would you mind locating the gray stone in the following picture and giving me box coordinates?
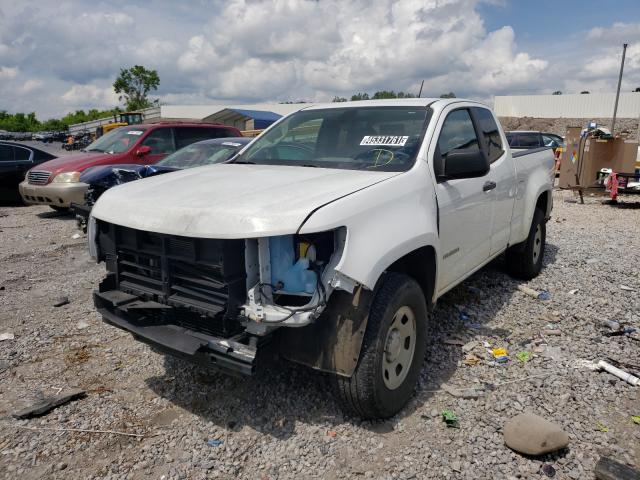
[503,413,569,456]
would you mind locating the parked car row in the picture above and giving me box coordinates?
[17,121,242,211]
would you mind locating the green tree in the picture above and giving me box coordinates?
[581,91,590,94]
[350,92,370,101]
[113,65,160,111]
[552,91,562,95]
[332,96,348,102]
[439,92,456,98]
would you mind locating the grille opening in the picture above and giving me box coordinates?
[101,223,247,337]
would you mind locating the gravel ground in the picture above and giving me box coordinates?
[0,190,638,480]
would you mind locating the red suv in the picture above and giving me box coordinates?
[19,122,242,210]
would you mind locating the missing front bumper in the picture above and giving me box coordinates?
[94,289,262,376]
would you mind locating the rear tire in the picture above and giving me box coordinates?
[506,208,545,280]
[333,272,428,419]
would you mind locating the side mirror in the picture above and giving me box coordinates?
[438,149,489,180]
[136,145,152,157]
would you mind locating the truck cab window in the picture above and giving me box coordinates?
[472,108,503,163]
[437,109,480,157]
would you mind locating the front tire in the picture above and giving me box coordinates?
[333,273,428,419]
[506,208,546,280]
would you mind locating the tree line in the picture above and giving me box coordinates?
[0,108,126,133]
[1,65,160,133]
[332,91,457,102]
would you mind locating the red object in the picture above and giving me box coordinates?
[606,172,619,200]
[32,122,242,184]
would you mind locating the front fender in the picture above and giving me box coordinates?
[298,168,439,295]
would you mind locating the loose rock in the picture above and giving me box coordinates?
[503,412,569,455]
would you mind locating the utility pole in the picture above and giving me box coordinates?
[611,43,627,136]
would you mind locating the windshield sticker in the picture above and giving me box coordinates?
[127,130,144,136]
[360,135,409,147]
[222,142,242,147]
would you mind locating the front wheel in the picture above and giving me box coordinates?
[505,208,546,280]
[333,272,428,419]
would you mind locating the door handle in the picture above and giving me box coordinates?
[483,181,497,192]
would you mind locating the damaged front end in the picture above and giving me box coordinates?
[90,219,361,376]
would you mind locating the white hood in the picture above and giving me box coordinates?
[91,164,399,238]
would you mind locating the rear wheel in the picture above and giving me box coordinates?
[333,272,428,419]
[506,208,545,279]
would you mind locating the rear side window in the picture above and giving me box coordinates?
[13,146,32,161]
[508,133,543,148]
[175,127,238,149]
[437,109,480,157]
[0,145,14,162]
[33,149,54,162]
[472,108,503,163]
[141,128,175,154]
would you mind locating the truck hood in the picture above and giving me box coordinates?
[91,164,400,238]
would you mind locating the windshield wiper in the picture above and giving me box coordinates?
[86,148,104,153]
[232,160,256,164]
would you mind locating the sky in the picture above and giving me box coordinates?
[0,0,639,119]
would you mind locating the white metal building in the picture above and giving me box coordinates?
[494,92,640,118]
[69,103,307,134]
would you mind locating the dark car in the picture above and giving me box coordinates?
[73,137,251,229]
[505,131,546,149]
[0,142,56,203]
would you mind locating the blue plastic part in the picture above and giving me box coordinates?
[269,236,317,294]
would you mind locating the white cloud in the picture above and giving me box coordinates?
[0,65,18,78]
[61,84,119,107]
[10,0,637,118]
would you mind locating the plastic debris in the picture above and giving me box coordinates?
[595,456,640,480]
[604,327,637,337]
[459,312,470,322]
[619,285,635,291]
[597,360,640,386]
[442,410,459,428]
[596,422,609,433]
[441,384,485,399]
[516,351,532,363]
[492,348,509,363]
[462,340,479,353]
[602,320,621,331]
[518,285,551,300]
[568,289,579,295]
[207,439,224,447]
[631,416,640,425]
[12,389,86,419]
[53,296,70,307]
[543,329,562,336]
[76,320,89,330]
[540,464,556,477]
[0,332,15,341]
[71,233,82,239]
[327,430,337,438]
[463,353,482,366]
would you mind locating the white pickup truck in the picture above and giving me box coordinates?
[89,98,555,419]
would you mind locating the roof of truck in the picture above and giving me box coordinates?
[301,98,487,111]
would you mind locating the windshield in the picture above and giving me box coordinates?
[86,127,148,154]
[157,142,243,168]
[237,106,431,171]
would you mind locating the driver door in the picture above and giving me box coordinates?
[433,107,494,291]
